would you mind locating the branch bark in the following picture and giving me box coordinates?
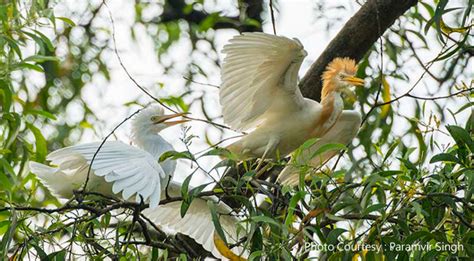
[299,0,418,102]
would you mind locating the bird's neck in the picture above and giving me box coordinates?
[281,60,303,88]
[131,132,169,158]
[312,91,343,136]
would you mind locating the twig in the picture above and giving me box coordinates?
[183,76,220,89]
[269,0,277,35]
[102,1,242,133]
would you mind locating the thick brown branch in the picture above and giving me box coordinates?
[300,0,418,101]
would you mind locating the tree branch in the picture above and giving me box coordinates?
[159,0,263,32]
[300,0,418,101]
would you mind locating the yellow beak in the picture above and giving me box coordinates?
[343,76,365,86]
[151,112,190,126]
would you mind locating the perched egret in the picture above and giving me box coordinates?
[29,105,244,259]
[219,33,364,166]
[29,106,187,207]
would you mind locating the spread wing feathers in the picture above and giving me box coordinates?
[278,111,362,186]
[220,32,307,131]
[46,141,167,207]
[143,198,246,260]
[29,161,83,199]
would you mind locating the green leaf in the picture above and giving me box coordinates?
[362,203,386,216]
[208,200,227,245]
[0,159,14,191]
[300,138,319,150]
[56,17,76,26]
[382,139,400,164]
[16,62,44,72]
[48,250,66,260]
[248,251,263,261]
[0,210,16,260]
[31,29,55,52]
[30,241,49,260]
[447,125,474,151]
[160,96,189,112]
[285,191,306,226]
[0,83,12,113]
[250,216,281,227]
[26,109,57,120]
[326,228,346,246]
[202,147,232,158]
[159,150,194,162]
[189,183,208,198]
[404,230,433,244]
[310,143,346,160]
[180,174,193,216]
[2,36,22,59]
[24,55,59,63]
[398,158,418,172]
[79,121,93,129]
[455,101,474,115]
[26,123,48,162]
[377,170,403,177]
[430,153,460,164]
[199,12,220,32]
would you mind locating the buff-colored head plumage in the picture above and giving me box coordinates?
[321,57,360,99]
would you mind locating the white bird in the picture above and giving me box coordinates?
[219,32,364,173]
[29,106,187,207]
[29,105,245,259]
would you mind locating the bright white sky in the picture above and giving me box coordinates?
[48,0,472,184]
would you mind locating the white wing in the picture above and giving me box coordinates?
[45,141,167,207]
[143,181,246,259]
[220,32,308,131]
[278,110,362,186]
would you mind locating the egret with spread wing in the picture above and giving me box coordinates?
[220,33,364,166]
[29,106,245,259]
[29,106,188,208]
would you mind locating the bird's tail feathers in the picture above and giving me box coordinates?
[29,161,76,198]
[143,199,247,260]
[277,166,300,186]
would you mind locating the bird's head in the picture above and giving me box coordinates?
[132,105,189,135]
[321,57,365,99]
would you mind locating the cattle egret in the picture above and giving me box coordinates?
[219,33,364,165]
[29,106,244,259]
[29,106,187,207]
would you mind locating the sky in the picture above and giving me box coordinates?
[48,0,473,184]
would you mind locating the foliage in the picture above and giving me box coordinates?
[0,0,473,260]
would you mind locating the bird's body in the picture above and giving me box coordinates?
[227,98,334,159]
[220,33,364,164]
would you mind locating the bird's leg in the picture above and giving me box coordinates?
[255,137,279,172]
